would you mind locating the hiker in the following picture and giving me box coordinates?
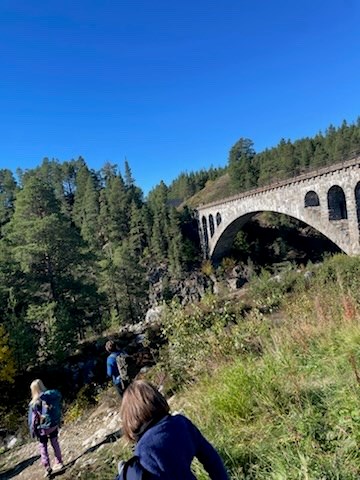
[106,340,130,397]
[28,379,64,478]
[116,380,229,479]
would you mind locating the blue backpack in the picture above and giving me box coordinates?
[39,389,62,429]
[115,456,150,480]
[28,389,62,437]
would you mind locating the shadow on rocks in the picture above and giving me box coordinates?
[61,429,122,473]
[0,455,40,479]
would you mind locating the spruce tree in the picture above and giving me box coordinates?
[81,175,100,250]
[167,207,183,276]
[124,159,135,187]
[113,239,147,324]
[107,174,128,244]
[0,169,17,235]
[7,176,98,360]
[72,162,91,228]
[228,138,257,191]
[129,202,146,256]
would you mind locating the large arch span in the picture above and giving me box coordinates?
[197,156,360,260]
[211,210,340,260]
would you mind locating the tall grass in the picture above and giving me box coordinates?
[166,255,360,479]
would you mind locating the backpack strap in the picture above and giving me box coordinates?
[119,456,147,480]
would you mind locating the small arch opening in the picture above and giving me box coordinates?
[304,190,320,207]
[216,212,222,226]
[328,185,347,220]
[355,182,360,231]
[201,215,209,253]
[209,214,215,237]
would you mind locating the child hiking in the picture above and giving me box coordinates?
[116,380,229,479]
[28,379,64,478]
[106,340,130,398]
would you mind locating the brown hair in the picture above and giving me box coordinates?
[120,380,170,442]
[105,340,117,353]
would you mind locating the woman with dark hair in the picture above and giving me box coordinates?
[118,380,229,479]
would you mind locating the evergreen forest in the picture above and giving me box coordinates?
[1,118,360,389]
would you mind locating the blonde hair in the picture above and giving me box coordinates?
[30,379,47,405]
[120,380,170,442]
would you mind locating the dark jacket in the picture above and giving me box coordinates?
[134,414,229,480]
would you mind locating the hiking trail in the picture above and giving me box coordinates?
[0,390,123,480]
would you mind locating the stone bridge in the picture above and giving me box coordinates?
[197,154,360,260]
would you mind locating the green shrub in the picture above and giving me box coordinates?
[64,384,99,423]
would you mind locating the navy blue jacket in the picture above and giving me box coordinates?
[134,414,229,479]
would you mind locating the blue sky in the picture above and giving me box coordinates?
[1,0,360,193]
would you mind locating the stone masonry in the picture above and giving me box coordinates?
[197,155,360,260]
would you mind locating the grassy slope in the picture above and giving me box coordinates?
[180,257,360,479]
[185,173,233,208]
[183,323,360,479]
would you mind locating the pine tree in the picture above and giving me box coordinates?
[81,175,100,250]
[107,174,128,244]
[0,324,15,383]
[228,138,257,191]
[167,207,183,276]
[7,176,98,360]
[277,139,296,178]
[98,252,122,320]
[98,189,111,247]
[61,158,84,213]
[151,211,167,260]
[148,181,169,260]
[113,240,147,324]
[124,159,135,187]
[72,162,91,228]
[101,162,118,185]
[129,202,146,256]
[0,169,17,235]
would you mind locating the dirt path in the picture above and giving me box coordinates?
[0,390,123,480]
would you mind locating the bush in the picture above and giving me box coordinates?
[64,384,99,423]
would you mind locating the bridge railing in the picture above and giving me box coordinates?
[197,150,360,211]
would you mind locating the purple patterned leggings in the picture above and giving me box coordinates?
[38,426,63,468]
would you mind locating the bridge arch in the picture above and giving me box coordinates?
[305,190,320,207]
[328,185,347,220]
[211,210,345,261]
[216,212,222,226]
